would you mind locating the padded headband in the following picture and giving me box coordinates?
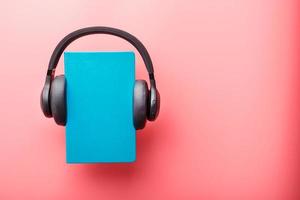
[46,26,156,85]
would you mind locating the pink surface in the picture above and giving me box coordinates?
[0,0,299,199]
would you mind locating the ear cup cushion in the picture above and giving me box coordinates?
[134,80,149,130]
[50,75,66,126]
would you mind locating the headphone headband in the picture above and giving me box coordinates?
[46,26,156,86]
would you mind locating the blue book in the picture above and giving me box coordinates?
[64,52,136,163]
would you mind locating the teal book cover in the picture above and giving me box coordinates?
[64,52,136,163]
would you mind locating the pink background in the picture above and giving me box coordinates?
[0,0,300,199]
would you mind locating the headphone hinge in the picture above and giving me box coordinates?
[47,69,55,80]
[150,77,156,88]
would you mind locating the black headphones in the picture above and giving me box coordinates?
[40,26,160,130]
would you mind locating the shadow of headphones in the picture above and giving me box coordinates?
[40,26,160,130]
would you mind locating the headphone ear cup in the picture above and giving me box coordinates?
[147,86,160,121]
[134,80,149,130]
[50,75,66,126]
[40,80,52,118]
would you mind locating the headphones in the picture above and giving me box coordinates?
[41,26,160,130]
